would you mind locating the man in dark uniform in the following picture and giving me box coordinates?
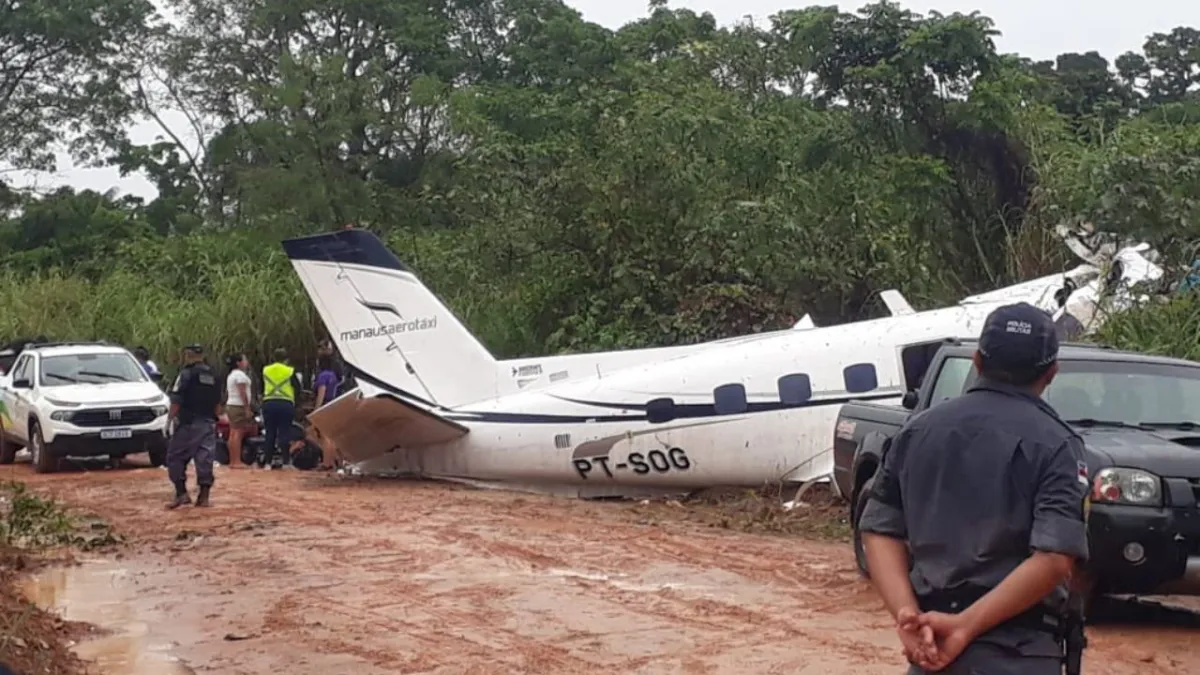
[165,344,222,509]
[859,302,1090,674]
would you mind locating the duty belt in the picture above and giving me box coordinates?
[917,585,1063,636]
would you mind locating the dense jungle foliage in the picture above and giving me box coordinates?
[1,0,1199,371]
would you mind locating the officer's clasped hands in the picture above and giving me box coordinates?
[896,607,936,667]
[899,610,979,672]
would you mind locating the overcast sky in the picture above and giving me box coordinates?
[9,0,1200,201]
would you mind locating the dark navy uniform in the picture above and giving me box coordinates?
[167,345,221,507]
[860,303,1090,674]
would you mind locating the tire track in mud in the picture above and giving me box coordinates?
[426,506,895,668]
[11,465,1200,674]
[271,490,885,671]
[263,577,617,673]
[224,481,634,672]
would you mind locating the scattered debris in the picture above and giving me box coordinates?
[0,481,76,549]
[632,484,851,539]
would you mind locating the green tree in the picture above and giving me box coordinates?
[2,1,1200,366]
[0,0,155,171]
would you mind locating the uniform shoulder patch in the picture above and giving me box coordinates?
[1077,460,1090,487]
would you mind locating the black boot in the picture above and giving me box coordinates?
[195,485,211,507]
[167,481,191,509]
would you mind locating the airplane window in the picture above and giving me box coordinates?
[646,397,677,423]
[778,373,813,405]
[844,363,879,393]
[714,383,748,414]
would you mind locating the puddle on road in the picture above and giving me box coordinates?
[19,559,194,675]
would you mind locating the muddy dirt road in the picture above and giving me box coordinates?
[7,460,1199,675]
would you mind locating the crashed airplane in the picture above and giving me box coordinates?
[281,224,1163,498]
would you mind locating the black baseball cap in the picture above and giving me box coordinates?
[183,344,204,354]
[978,302,1059,373]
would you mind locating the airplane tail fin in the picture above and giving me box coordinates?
[282,229,504,409]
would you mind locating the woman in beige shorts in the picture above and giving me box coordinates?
[224,353,255,467]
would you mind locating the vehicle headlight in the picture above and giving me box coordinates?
[49,410,75,422]
[1093,467,1162,506]
[152,406,168,417]
[44,398,81,407]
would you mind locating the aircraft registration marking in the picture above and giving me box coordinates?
[572,448,691,480]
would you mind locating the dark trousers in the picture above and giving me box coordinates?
[167,419,216,487]
[905,642,1062,674]
[261,399,294,466]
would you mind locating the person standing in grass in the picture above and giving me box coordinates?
[223,353,254,468]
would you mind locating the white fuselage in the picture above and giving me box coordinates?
[346,303,997,492]
[286,225,1164,497]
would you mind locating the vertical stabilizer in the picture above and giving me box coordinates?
[282,230,506,408]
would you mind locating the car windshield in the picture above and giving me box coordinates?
[39,353,148,386]
[1044,359,1200,427]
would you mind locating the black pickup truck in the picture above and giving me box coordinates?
[833,338,1200,598]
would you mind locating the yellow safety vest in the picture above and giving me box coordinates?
[262,362,295,402]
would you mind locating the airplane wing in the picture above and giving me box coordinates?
[307,388,468,464]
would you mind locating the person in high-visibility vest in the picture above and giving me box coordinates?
[261,347,302,470]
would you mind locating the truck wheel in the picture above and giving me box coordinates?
[853,476,875,578]
[148,446,167,468]
[0,429,18,465]
[29,422,59,474]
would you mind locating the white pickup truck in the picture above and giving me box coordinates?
[0,342,170,473]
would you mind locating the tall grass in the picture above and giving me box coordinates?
[1096,292,1200,360]
[3,224,1199,375]
[0,226,541,377]
[0,265,324,378]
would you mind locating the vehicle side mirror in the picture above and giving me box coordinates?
[11,378,31,389]
[150,372,163,382]
[901,390,919,410]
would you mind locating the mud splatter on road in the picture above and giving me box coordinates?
[5,459,1199,674]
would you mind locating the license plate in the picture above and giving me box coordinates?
[100,429,133,440]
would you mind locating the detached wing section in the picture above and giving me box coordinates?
[308,388,468,464]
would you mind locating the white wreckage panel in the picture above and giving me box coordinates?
[317,225,1173,497]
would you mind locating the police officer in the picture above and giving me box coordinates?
[859,302,1090,674]
[165,344,222,509]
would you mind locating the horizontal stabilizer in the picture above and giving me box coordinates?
[879,290,914,316]
[307,388,468,464]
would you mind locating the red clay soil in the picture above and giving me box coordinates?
[0,547,93,675]
[2,458,1199,674]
